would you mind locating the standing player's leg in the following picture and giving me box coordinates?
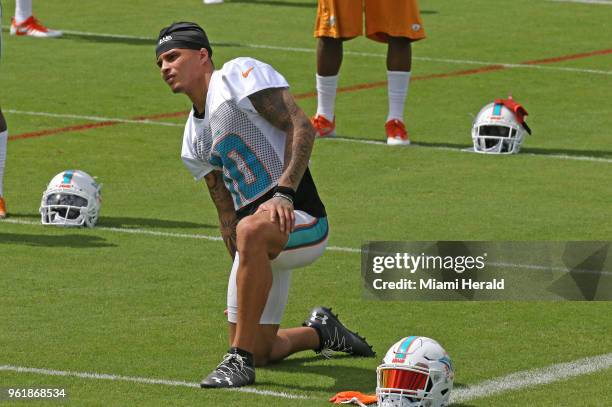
[385,36,413,145]
[312,0,361,137]
[11,0,63,38]
[0,4,6,218]
[365,0,426,145]
[0,108,8,219]
[313,36,343,137]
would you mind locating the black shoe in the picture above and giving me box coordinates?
[200,350,255,388]
[303,306,375,358]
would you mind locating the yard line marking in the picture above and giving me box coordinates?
[59,29,154,41]
[7,110,187,141]
[2,219,223,242]
[4,106,611,162]
[0,365,309,400]
[7,45,612,141]
[488,261,612,276]
[523,48,612,65]
[452,352,612,403]
[549,0,612,4]
[2,218,362,252]
[56,29,612,76]
[321,136,612,164]
[4,109,183,127]
[4,219,611,277]
[2,353,612,402]
[9,120,119,141]
[3,219,362,253]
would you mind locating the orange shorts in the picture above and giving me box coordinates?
[314,0,426,43]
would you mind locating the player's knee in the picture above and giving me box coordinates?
[237,216,280,252]
[236,217,267,248]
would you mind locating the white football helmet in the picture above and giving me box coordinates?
[471,97,531,154]
[40,170,102,227]
[377,337,454,407]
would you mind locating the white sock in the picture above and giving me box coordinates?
[387,71,411,122]
[15,0,33,24]
[315,74,339,120]
[0,130,7,197]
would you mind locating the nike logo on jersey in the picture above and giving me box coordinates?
[241,67,254,78]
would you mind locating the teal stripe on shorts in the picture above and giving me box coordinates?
[285,217,328,250]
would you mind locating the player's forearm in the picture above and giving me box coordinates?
[218,212,238,259]
[278,114,315,190]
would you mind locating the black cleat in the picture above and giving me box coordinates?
[200,351,255,388]
[303,306,376,358]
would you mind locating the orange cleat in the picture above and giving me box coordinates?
[311,114,336,138]
[385,119,410,146]
[0,197,7,219]
[10,16,63,38]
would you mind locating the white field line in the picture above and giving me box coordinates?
[5,108,610,164]
[322,136,612,164]
[488,261,612,277]
[2,353,612,403]
[4,219,611,276]
[0,365,309,400]
[451,352,612,403]
[4,109,183,127]
[549,0,612,4]
[57,29,612,76]
[0,218,359,253]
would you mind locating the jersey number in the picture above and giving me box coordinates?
[210,134,271,206]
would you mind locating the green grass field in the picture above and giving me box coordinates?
[1,0,611,405]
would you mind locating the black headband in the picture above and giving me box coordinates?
[156,22,212,59]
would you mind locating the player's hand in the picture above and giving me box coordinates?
[256,196,295,234]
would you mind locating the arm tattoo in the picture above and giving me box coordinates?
[248,87,315,190]
[205,170,237,259]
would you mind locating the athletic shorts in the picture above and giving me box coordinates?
[314,0,426,43]
[227,211,329,325]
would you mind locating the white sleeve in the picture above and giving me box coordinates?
[221,58,289,107]
[180,115,214,180]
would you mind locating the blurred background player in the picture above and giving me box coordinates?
[0,108,7,219]
[311,0,425,145]
[10,0,62,38]
[0,3,8,218]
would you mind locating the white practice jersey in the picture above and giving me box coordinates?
[181,57,290,210]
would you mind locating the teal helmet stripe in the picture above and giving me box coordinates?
[285,217,328,250]
[62,170,75,184]
[492,103,503,116]
[395,335,418,359]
